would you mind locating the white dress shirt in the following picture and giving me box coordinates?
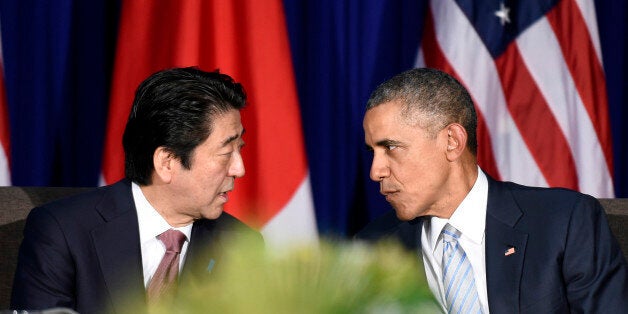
[421,167,489,313]
[132,182,193,287]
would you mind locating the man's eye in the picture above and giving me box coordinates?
[386,145,398,151]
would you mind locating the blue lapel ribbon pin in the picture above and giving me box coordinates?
[207,259,216,273]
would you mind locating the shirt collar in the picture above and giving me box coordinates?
[132,182,192,244]
[427,167,488,249]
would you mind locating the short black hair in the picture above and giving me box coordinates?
[366,68,477,155]
[123,67,247,185]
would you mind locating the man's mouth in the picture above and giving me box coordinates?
[380,185,399,202]
[380,186,398,195]
[218,188,233,201]
[218,192,228,202]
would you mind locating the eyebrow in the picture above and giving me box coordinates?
[365,139,402,151]
[375,139,402,147]
[221,128,246,147]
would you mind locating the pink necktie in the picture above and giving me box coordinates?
[147,229,186,302]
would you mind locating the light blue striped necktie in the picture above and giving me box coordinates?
[442,224,483,314]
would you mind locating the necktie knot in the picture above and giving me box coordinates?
[441,224,461,243]
[158,229,186,253]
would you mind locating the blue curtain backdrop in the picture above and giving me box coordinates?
[0,0,119,186]
[0,0,626,236]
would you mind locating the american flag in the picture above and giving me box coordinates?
[415,0,613,197]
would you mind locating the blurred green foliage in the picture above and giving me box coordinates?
[146,236,438,313]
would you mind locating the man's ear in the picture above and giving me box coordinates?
[445,123,468,161]
[153,147,175,183]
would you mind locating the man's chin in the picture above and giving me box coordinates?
[392,206,418,221]
[202,207,224,220]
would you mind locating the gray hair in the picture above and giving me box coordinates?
[366,68,477,155]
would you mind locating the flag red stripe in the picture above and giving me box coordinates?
[0,67,9,160]
[421,10,502,180]
[0,91,11,159]
[545,0,613,176]
[494,43,578,189]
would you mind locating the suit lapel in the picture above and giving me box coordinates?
[179,218,224,284]
[91,180,146,312]
[484,177,528,313]
[179,214,264,289]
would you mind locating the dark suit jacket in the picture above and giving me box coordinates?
[357,175,628,313]
[10,179,262,314]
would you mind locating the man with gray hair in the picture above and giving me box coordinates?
[357,68,628,313]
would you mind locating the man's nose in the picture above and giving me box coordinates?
[369,153,390,181]
[229,151,245,178]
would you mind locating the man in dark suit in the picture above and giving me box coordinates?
[11,67,262,313]
[357,68,628,313]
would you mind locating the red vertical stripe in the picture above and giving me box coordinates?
[0,61,10,165]
[546,0,613,176]
[421,10,502,180]
[103,0,308,227]
[197,0,309,226]
[494,44,578,189]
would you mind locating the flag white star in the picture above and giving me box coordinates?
[495,2,511,26]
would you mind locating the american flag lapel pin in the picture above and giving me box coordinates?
[504,247,516,256]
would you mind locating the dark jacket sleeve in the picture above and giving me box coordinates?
[562,195,628,312]
[11,206,77,310]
